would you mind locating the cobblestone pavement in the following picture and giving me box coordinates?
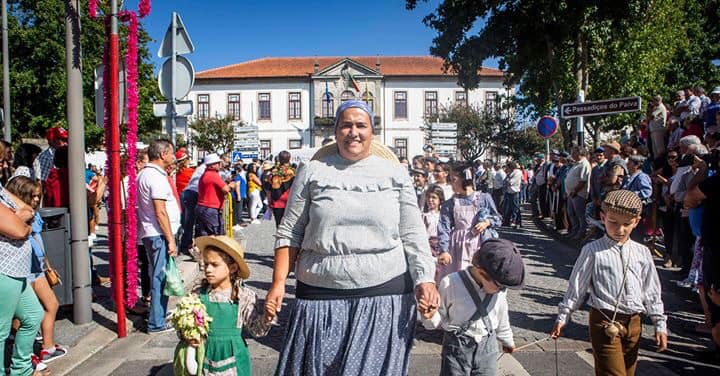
[69,207,720,375]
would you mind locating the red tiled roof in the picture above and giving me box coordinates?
[196,56,504,79]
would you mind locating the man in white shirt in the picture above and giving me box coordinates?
[564,146,592,240]
[502,162,523,228]
[492,162,506,209]
[137,139,179,333]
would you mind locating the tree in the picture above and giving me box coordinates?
[190,116,237,155]
[406,0,710,148]
[3,0,160,147]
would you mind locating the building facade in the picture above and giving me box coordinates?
[188,56,507,159]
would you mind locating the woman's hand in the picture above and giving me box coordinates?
[265,283,285,320]
[550,322,564,339]
[437,252,452,265]
[417,299,437,319]
[502,346,515,353]
[415,282,439,315]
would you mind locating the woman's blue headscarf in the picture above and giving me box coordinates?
[334,100,374,129]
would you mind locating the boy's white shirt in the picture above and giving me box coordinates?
[422,269,515,349]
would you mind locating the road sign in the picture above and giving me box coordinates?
[434,145,457,155]
[158,56,195,100]
[94,64,126,127]
[153,100,193,117]
[431,122,457,131]
[431,130,457,138]
[233,125,258,133]
[233,140,260,148]
[536,116,558,139]
[158,13,195,58]
[561,96,641,118]
[433,138,457,145]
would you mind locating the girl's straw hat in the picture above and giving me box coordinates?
[195,235,250,279]
[311,140,399,163]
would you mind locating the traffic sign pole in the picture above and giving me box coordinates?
[577,90,584,146]
[169,12,177,146]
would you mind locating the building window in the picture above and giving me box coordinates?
[322,93,334,117]
[341,90,355,103]
[394,91,407,119]
[260,139,272,159]
[394,138,408,159]
[227,94,240,120]
[258,93,271,120]
[288,139,302,150]
[288,92,301,120]
[485,91,498,114]
[455,91,467,107]
[362,91,374,112]
[197,94,210,119]
[425,91,438,117]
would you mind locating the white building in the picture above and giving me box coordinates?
[188,56,508,159]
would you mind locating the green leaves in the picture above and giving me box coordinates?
[189,116,237,155]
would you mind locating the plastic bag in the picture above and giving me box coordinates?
[174,341,205,376]
[164,257,185,297]
[262,209,273,221]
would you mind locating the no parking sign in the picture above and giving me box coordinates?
[536,116,558,139]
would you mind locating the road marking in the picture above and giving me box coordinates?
[498,354,531,376]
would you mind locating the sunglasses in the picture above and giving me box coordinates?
[668,155,678,160]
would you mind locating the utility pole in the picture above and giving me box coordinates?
[65,0,92,324]
[2,0,10,142]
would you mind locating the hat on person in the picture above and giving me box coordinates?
[594,147,605,154]
[559,151,570,158]
[602,141,622,153]
[534,153,545,160]
[601,190,643,218]
[711,87,720,95]
[203,153,222,165]
[175,149,188,162]
[195,235,250,279]
[46,127,68,142]
[472,238,525,289]
[311,140,400,163]
[550,149,560,156]
[409,168,428,177]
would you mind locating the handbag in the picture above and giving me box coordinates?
[33,234,62,287]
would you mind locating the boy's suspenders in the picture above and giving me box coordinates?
[457,270,495,335]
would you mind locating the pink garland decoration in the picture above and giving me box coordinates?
[120,10,140,308]
[138,0,151,17]
[88,0,98,19]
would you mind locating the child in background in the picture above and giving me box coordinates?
[180,235,276,375]
[423,184,447,284]
[4,176,68,364]
[551,190,667,376]
[419,238,524,375]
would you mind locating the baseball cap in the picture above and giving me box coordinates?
[711,86,720,95]
[204,153,221,165]
[472,238,525,289]
[175,149,188,162]
[46,127,68,142]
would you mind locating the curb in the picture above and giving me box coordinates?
[50,254,200,376]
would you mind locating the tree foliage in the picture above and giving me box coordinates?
[190,116,237,155]
[407,0,720,148]
[2,0,161,147]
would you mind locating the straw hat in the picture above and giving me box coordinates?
[195,235,250,279]
[311,140,400,163]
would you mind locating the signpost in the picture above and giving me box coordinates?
[155,12,195,146]
[430,122,458,157]
[233,125,260,162]
[561,96,641,119]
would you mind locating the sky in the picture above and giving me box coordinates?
[135,0,498,73]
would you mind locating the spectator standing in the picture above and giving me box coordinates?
[706,87,720,135]
[122,149,151,306]
[174,149,193,194]
[231,164,247,229]
[532,154,549,218]
[648,96,668,158]
[11,143,42,180]
[34,127,68,183]
[43,146,69,208]
[136,139,179,333]
[492,162,506,209]
[502,162,523,228]
[565,147,591,240]
[267,151,296,227]
[246,163,263,224]
[195,153,238,236]
[178,158,207,254]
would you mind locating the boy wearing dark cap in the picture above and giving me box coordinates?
[551,190,667,376]
[420,238,525,375]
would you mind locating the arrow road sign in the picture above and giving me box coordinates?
[431,130,457,138]
[433,138,457,145]
[431,122,458,131]
[158,13,195,58]
[561,96,641,119]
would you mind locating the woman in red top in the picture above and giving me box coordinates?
[266,151,295,227]
[174,149,194,194]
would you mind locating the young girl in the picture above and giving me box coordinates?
[423,185,446,284]
[437,165,502,281]
[4,176,68,364]
[183,235,275,375]
[432,162,455,201]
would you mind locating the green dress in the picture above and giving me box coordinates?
[201,291,251,376]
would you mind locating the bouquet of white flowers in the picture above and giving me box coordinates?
[170,294,212,376]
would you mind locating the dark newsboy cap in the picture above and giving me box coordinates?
[409,168,428,177]
[472,238,525,289]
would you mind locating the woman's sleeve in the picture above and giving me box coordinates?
[398,172,436,285]
[437,199,454,253]
[274,164,311,250]
[478,193,502,228]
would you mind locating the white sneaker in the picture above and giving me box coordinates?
[251,219,261,224]
[233,224,242,230]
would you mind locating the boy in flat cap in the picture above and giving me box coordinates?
[551,190,667,376]
[420,238,524,375]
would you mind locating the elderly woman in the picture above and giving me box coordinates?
[265,100,437,376]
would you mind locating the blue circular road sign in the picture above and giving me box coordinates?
[536,116,558,139]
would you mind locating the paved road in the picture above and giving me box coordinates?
[69,208,720,375]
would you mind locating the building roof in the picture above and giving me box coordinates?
[196,56,504,80]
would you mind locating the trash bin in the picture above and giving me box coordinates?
[39,208,73,306]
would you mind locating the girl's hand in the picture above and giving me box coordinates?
[656,332,668,352]
[473,220,489,235]
[437,253,452,265]
[417,298,437,319]
[502,346,515,353]
[265,283,285,319]
[186,338,200,348]
[550,322,564,339]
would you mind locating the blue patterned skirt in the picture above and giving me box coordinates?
[274,293,417,376]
